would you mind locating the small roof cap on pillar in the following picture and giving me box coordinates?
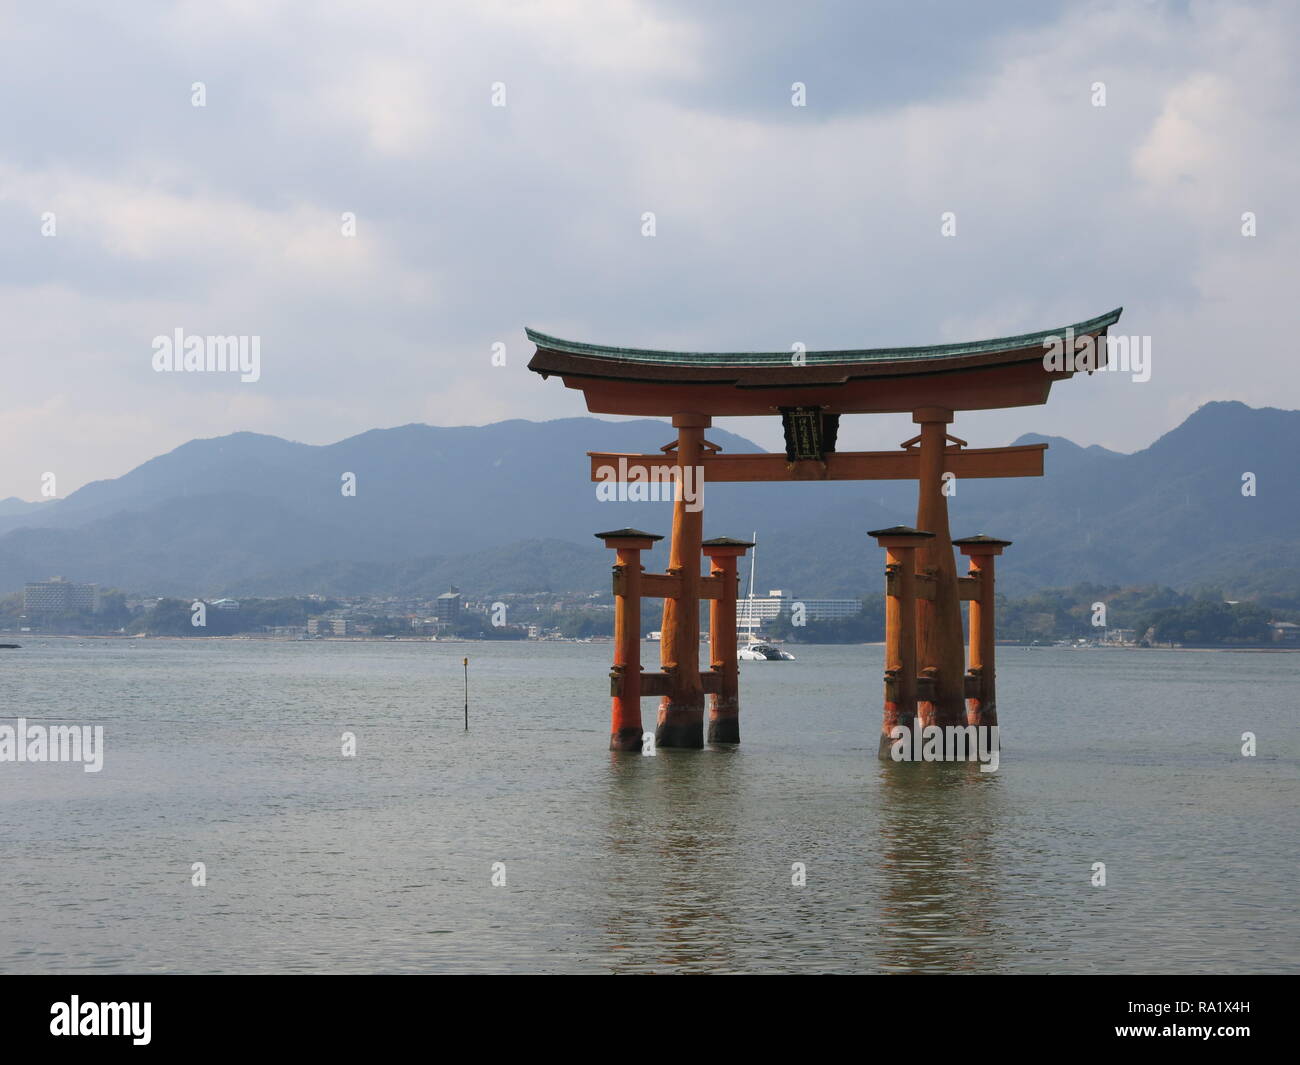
[867,525,935,539]
[868,525,936,549]
[595,527,663,545]
[702,535,754,557]
[953,533,1013,554]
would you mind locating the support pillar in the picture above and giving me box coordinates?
[657,413,710,748]
[869,526,934,758]
[954,535,1011,728]
[702,536,753,744]
[911,407,966,728]
[597,528,663,751]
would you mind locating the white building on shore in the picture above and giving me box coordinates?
[738,590,861,628]
[23,576,99,613]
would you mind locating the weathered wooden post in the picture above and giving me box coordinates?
[658,413,710,748]
[910,407,967,729]
[702,536,753,744]
[597,528,663,751]
[869,526,934,758]
[953,535,1011,728]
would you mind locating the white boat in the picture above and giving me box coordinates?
[739,639,795,661]
[737,532,795,661]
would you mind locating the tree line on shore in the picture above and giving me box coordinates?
[1,583,1291,646]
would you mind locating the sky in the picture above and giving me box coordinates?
[1,0,1297,500]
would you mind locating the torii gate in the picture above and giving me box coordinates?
[527,308,1122,753]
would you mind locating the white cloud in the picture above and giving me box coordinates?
[1,0,1297,496]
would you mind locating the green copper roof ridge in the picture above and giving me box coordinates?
[526,308,1123,366]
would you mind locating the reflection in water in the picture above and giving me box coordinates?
[598,741,1013,973]
[876,760,1008,973]
[601,747,746,973]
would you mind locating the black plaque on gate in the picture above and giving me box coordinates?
[780,407,839,462]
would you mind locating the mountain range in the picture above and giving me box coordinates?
[2,401,1296,603]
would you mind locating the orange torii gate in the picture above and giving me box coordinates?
[527,308,1122,753]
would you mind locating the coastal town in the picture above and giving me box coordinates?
[5,574,1297,648]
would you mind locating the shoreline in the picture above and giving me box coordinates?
[4,633,1297,652]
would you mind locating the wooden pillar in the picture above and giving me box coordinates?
[657,413,710,748]
[702,536,753,744]
[597,528,663,751]
[954,535,1011,728]
[912,407,966,728]
[870,526,934,758]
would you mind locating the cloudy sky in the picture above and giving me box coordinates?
[2,0,1296,500]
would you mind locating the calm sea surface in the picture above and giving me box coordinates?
[1,638,1296,974]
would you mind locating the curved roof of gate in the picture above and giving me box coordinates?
[527,308,1121,368]
[525,307,1123,416]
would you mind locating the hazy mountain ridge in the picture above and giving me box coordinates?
[0,497,47,516]
[2,402,1295,600]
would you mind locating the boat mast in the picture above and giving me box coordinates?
[742,530,758,637]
